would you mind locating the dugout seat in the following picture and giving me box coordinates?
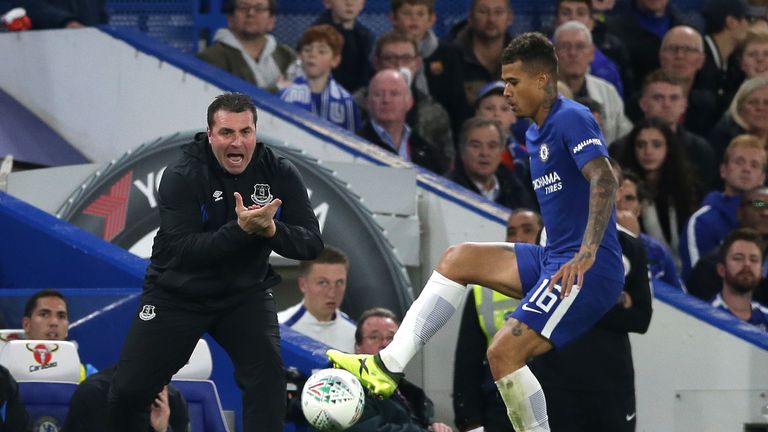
[0,339,81,431]
[0,329,25,352]
[171,339,230,432]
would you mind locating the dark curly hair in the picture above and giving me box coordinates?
[617,117,699,238]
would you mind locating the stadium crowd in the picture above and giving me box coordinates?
[2,0,768,431]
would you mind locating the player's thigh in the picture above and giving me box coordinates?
[510,268,622,349]
[210,289,283,383]
[114,297,209,395]
[436,242,524,298]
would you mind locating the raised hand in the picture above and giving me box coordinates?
[234,192,282,237]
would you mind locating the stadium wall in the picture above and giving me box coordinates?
[1,28,767,431]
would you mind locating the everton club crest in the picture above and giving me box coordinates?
[251,184,273,205]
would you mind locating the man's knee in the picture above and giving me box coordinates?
[109,372,161,410]
[436,243,474,278]
[486,321,551,369]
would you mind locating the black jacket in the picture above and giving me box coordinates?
[448,164,536,211]
[0,365,30,432]
[312,9,374,93]
[346,380,434,432]
[357,121,449,175]
[695,36,746,117]
[63,366,187,432]
[606,3,692,94]
[423,41,471,138]
[144,133,322,303]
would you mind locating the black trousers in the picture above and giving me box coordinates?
[543,388,636,432]
[108,289,284,432]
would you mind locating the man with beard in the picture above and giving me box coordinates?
[711,227,768,331]
[452,0,514,107]
[688,186,768,305]
[198,0,296,92]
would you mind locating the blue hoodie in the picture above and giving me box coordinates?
[679,191,741,279]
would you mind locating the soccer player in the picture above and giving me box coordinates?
[328,32,623,432]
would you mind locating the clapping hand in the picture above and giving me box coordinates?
[234,192,282,237]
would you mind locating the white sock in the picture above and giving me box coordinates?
[495,366,550,432]
[379,271,466,372]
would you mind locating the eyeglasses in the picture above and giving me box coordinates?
[362,334,394,343]
[661,44,701,55]
[380,54,418,64]
[234,3,270,14]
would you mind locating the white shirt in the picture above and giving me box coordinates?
[277,302,356,352]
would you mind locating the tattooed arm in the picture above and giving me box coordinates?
[548,156,618,297]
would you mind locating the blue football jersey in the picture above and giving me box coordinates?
[525,96,622,280]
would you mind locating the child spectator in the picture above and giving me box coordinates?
[389,0,470,135]
[280,24,361,132]
[473,81,531,189]
[312,0,374,93]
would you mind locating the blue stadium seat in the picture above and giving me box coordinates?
[18,381,78,431]
[171,380,230,432]
[171,339,230,431]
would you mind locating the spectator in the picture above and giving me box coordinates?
[21,0,106,29]
[680,135,767,278]
[0,364,30,432]
[554,0,627,96]
[622,69,716,190]
[474,80,531,189]
[554,20,632,143]
[312,0,374,93]
[654,26,720,137]
[688,186,768,304]
[448,117,535,211]
[605,0,692,95]
[280,25,360,132]
[347,307,452,432]
[278,247,356,352]
[22,289,97,382]
[64,366,188,432]
[453,211,542,432]
[528,195,652,432]
[198,0,296,92]
[506,209,544,244]
[741,27,768,79]
[616,118,699,259]
[388,0,471,136]
[708,76,768,163]
[697,0,751,115]
[356,31,455,164]
[614,167,683,289]
[357,69,449,174]
[451,0,513,107]
[711,228,768,331]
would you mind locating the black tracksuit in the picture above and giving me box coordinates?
[0,365,30,432]
[108,133,323,432]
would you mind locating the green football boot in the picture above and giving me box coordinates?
[326,349,403,398]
